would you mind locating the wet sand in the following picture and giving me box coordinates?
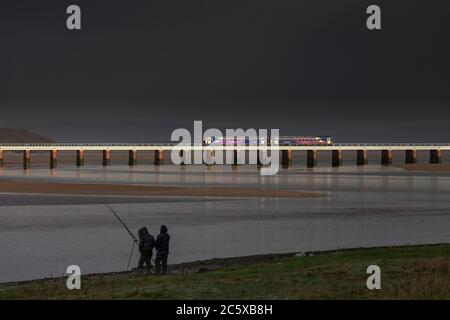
[0,180,321,198]
[396,164,450,172]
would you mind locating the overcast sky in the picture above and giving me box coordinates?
[1,0,449,142]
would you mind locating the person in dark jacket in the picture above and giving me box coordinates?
[137,227,155,272]
[155,225,170,274]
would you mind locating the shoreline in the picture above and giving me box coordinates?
[0,179,322,199]
[396,163,450,172]
[1,243,447,287]
[1,243,449,300]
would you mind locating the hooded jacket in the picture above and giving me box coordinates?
[155,225,170,254]
[138,227,155,255]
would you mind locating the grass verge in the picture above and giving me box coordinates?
[1,244,449,299]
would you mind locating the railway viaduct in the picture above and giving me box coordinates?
[0,143,448,169]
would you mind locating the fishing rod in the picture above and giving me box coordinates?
[105,201,138,242]
[104,201,138,271]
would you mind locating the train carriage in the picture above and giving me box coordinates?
[204,136,333,146]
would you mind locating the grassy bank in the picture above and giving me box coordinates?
[1,244,449,299]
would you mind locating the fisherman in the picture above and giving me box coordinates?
[155,225,170,274]
[138,227,155,272]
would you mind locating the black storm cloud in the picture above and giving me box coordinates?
[0,0,449,142]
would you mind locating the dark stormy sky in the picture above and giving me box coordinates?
[1,0,449,142]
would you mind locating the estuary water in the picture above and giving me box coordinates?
[1,156,450,283]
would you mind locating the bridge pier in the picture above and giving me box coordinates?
[76,150,84,167]
[23,150,31,170]
[103,150,111,166]
[357,150,368,166]
[257,150,268,166]
[154,150,164,165]
[381,150,392,165]
[229,149,246,166]
[281,150,293,168]
[430,150,442,164]
[332,150,343,167]
[50,150,57,169]
[179,150,185,165]
[307,150,317,168]
[233,150,239,166]
[182,150,192,165]
[405,150,417,164]
[128,150,137,166]
[204,149,216,166]
[0,150,3,167]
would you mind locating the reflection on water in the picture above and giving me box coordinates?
[1,164,450,283]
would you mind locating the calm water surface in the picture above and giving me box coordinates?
[1,162,450,283]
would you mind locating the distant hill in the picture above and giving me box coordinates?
[0,128,54,143]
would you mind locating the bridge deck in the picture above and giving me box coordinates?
[1,143,450,151]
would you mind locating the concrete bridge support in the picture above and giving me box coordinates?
[257,150,268,166]
[430,150,442,164]
[179,150,185,165]
[154,150,164,165]
[50,150,57,169]
[0,150,3,167]
[281,150,293,168]
[23,150,31,170]
[204,149,216,166]
[103,150,111,166]
[307,150,317,168]
[233,150,239,166]
[332,150,343,167]
[228,149,245,166]
[179,150,192,165]
[405,150,417,164]
[128,150,137,166]
[76,150,84,167]
[357,150,368,166]
[381,150,392,165]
